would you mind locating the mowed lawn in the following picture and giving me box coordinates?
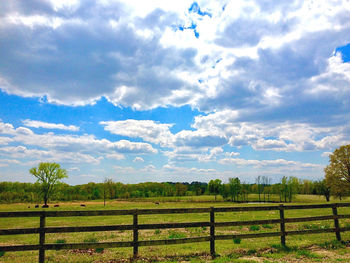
[1,195,350,262]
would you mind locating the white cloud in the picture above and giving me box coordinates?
[133,157,144,162]
[1,0,349,118]
[219,157,321,169]
[321,152,332,158]
[23,119,79,131]
[106,153,125,160]
[100,120,174,147]
[0,121,157,167]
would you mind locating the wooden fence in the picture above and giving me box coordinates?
[1,203,350,262]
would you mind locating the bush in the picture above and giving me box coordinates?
[249,225,260,231]
[233,238,241,244]
[154,229,161,235]
[0,251,5,257]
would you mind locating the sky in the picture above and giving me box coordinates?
[0,0,350,185]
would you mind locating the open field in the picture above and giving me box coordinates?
[1,196,350,262]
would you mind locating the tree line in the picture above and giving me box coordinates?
[0,177,336,204]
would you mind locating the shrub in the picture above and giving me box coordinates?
[0,251,5,257]
[154,229,161,235]
[233,238,241,244]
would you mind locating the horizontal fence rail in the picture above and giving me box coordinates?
[1,203,350,262]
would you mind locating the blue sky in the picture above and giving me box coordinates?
[0,0,349,185]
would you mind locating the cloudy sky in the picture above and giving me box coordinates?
[0,0,349,185]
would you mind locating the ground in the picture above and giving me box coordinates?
[1,196,350,262]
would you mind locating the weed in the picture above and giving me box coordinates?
[202,226,207,231]
[262,224,273,229]
[83,237,98,243]
[270,244,294,252]
[168,231,186,239]
[247,249,257,255]
[249,225,260,231]
[296,249,322,259]
[55,239,67,244]
[302,223,329,230]
[233,238,241,244]
[154,229,161,235]
[319,240,345,249]
[95,247,104,253]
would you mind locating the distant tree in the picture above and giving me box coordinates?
[314,180,331,202]
[29,162,67,206]
[228,177,241,202]
[325,145,350,199]
[287,177,300,202]
[281,176,288,202]
[256,176,262,202]
[175,183,188,196]
[103,178,114,206]
[208,179,222,201]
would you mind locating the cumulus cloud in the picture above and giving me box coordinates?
[100,120,174,147]
[0,0,349,122]
[0,121,157,166]
[192,113,349,152]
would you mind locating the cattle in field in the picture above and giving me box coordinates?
[155,202,159,205]
[35,205,39,208]
[42,204,49,208]
[80,204,86,207]
[54,204,59,207]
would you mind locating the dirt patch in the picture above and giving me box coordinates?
[238,256,264,262]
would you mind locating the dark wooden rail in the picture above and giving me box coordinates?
[1,203,350,262]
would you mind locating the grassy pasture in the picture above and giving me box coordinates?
[1,196,350,262]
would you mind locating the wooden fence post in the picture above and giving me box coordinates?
[279,204,286,246]
[210,207,215,258]
[332,203,341,241]
[39,213,46,263]
[133,209,138,259]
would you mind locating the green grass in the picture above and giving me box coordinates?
[0,196,350,262]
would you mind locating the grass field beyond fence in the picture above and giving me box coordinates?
[1,200,350,263]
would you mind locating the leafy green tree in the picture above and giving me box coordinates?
[314,179,331,202]
[29,162,67,206]
[208,179,222,201]
[325,145,350,199]
[228,177,241,202]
